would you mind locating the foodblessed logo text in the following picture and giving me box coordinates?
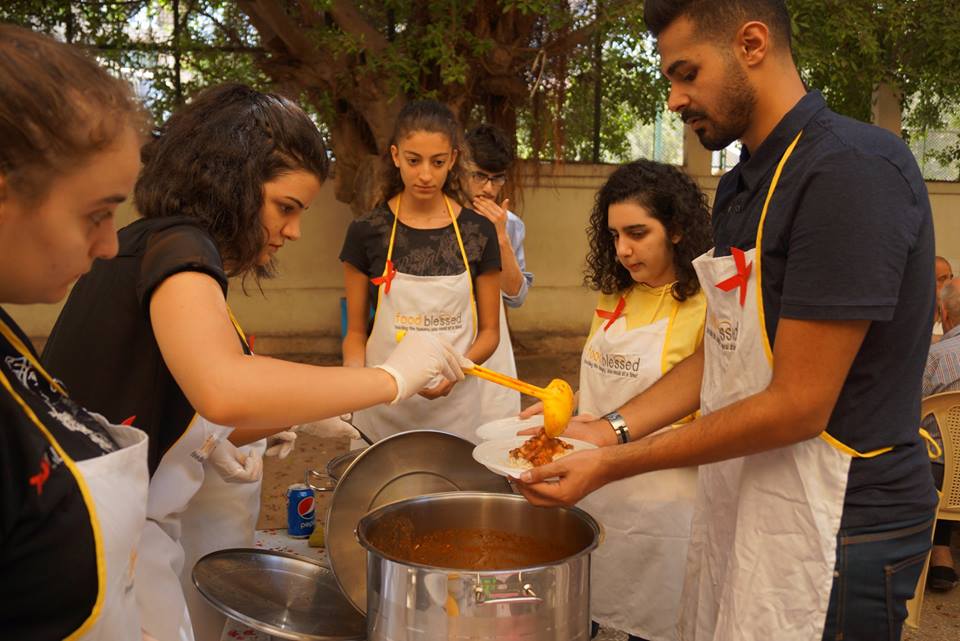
[582,347,646,378]
[704,318,738,353]
[394,311,464,332]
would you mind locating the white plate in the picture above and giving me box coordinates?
[472,436,597,479]
[475,415,545,441]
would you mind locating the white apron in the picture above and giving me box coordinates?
[138,415,232,641]
[477,298,521,424]
[353,196,483,443]
[178,439,265,641]
[138,307,256,641]
[0,319,151,640]
[578,291,699,641]
[680,132,878,641]
[75,417,150,640]
[179,311,265,641]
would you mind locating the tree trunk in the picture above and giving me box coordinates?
[235,0,601,213]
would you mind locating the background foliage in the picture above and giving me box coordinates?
[3,1,959,208]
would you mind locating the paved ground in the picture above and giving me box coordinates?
[278,348,960,640]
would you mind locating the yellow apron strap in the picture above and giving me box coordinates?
[754,131,803,366]
[373,199,404,313]
[0,367,106,639]
[385,200,401,264]
[818,431,895,458]
[445,195,479,332]
[0,316,68,395]
[377,195,478,334]
[748,131,897,460]
[919,427,943,460]
[225,304,251,353]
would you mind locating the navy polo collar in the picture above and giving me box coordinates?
[737,91,828,192]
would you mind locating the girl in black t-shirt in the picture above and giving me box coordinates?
[0,25,151,640]
[340,100,502,443]
[41,86,470,641]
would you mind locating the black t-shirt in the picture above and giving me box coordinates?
[339,203,502,323]
[712,91,938,528]
[0,307,117,639]
[42,216,230,474]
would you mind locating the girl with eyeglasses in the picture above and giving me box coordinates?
[458,124,535,423]
[340,101,503,442]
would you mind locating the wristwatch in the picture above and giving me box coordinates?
[604,411,630,444]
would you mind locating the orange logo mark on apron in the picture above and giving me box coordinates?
[372,260,398,294]
[715,246,752,306]
[29,454,51,495]
[596,295,627,331]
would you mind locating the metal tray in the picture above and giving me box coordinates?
[192,548,365,640]
[325,430,511,613]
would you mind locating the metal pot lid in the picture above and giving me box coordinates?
[326,430,511,613]
[192,548,365,641]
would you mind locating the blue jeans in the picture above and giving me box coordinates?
[821,516,934,641]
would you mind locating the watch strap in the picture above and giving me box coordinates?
[604,411,630,444]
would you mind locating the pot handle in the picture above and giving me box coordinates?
[305,469,336,493]
[474,583,542,606]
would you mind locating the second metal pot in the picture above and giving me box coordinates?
[357,491,600,641]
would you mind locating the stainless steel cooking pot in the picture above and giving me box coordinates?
[357,491,600,641]
[306,449,363,493]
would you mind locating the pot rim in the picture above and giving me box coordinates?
[356,491,600,573]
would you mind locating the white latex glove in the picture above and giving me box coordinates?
[294,416,361,440]
[265,430,297,459]
[376,334,473,403]
[208,439,263,483]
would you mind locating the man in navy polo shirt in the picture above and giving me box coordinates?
[516,2,937,640]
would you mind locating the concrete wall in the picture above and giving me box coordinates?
[7,141,960,355]
[929,181,960,265]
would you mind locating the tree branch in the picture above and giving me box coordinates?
[235,0,320,62]
[540,0,633,57]
[328,0,389,55]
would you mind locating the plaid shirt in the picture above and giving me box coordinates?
[922,324,960,463]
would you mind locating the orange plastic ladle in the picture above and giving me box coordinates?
[466,365,575,437]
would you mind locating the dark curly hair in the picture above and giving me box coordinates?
[135,83,329,279]
[380,100,461,204]
[585,160,712,301]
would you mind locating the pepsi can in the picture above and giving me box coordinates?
[286,483,315,538]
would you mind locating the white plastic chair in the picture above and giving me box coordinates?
[905,390,960,628]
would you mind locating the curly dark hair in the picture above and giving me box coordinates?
[585,160,712,301]
[380,100,461,204]
[135,83,329,279]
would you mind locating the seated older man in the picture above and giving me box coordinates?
[922,275,960,591]
[933,256,954,340]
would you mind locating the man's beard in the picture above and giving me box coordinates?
[684,60,756,151]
